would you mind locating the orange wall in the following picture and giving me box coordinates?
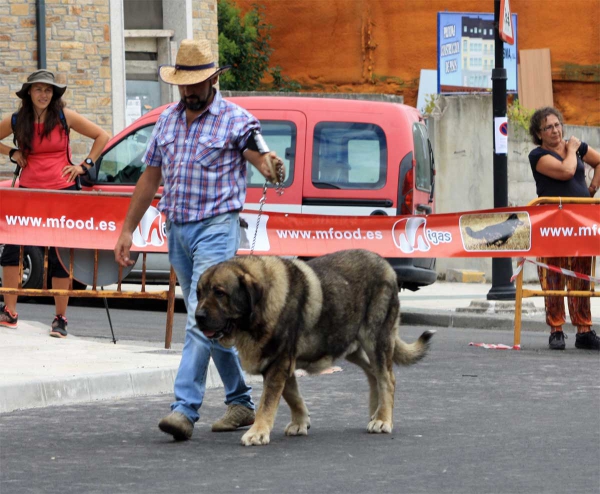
[234,0,600,125]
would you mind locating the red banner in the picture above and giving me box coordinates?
[1,189,598,258]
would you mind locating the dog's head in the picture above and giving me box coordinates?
[195,261,262,345]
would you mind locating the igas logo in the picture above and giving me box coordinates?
[392,217,452,254]
[132,206,167,247]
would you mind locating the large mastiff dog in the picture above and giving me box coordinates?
[195,249,434,446]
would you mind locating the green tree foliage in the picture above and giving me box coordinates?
[218,0,272,91]
[217,0,301,91]
[269,66,302,92]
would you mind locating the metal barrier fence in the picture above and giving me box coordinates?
[513,197,599,348]
[0,246,177,349]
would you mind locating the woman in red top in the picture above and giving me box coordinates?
[0,69,109,338]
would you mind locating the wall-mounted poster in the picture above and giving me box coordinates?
[437,12,518,93]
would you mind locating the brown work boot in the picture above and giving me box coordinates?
[211,404,255,432]
[158,411,194,441]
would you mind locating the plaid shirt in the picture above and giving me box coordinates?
[143,90,260,223]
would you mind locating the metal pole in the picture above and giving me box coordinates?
[487,0,516,300]
[36,0,46,69]
[101,288,118,344]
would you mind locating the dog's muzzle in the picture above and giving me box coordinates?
[195,307,232,340]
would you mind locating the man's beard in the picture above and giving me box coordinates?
[182,96,207,111]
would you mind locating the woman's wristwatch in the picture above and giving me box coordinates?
[81,157,94,175]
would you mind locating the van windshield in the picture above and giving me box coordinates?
[312,122,387,189]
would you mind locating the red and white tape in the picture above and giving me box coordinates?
[469,342,521,350]
[511,258,600,284]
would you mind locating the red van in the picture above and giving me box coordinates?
[1,96,436,291]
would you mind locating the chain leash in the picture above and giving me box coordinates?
[250,160,284,254]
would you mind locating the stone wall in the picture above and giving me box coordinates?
[0,0,219,179]
[192,0,218,54]
[0,0,113,166]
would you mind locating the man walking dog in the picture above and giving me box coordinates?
[114,39,284,441]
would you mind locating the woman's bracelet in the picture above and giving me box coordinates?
[8,148,19,164]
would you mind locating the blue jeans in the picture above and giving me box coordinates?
[167,211,254,423]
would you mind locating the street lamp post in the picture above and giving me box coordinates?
[487,0,516,300]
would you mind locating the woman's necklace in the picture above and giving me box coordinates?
[34,107,47,135]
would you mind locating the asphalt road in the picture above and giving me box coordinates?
[1,325,599,494]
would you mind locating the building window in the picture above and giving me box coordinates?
[123,0,169,122]
[124,0,163,29]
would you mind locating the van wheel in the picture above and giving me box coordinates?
[22,246,45,290]
[0,245,44,293]
[0,246,86,291]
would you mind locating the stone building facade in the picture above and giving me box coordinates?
[0,0,218,179]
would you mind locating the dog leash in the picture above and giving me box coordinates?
[250,155,284,254]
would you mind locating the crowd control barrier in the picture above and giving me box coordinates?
[2,188,599,351]
[513,197,599,349]
[0,187,179,348]
[0,245,177,348]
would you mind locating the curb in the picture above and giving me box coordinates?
[0,323,185,414]
[401,309,579,332]
[0,367,177,414]
[0,350,262,414]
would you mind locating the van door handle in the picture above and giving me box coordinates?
[416,204,432,214]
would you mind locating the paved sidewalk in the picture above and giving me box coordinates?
[401,281,598,331]
[1,281,597,414]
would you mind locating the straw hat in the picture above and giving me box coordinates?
[158,39,230,86]
[16,69,67,99]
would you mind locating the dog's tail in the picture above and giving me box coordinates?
[393,330,435,366]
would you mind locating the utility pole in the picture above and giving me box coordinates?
[487,0,516,300]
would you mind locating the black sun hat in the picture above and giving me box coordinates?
[16,70,67,99]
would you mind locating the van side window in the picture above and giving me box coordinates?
[97,125,155,184]
[412,123,432,192]
[247,120,295,187]
[313,122,386,190]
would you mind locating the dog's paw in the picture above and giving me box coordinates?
[284,419,310,436]
[241,426,271,446]
[367,419,393,434]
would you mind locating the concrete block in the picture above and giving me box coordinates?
[456,300,542,315]
[42,377,92,407]
[446,268,486,283]
[0,382,46,413]
[130,368,176,396]
[88,371,136,400]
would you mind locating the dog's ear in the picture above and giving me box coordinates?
[240,272,262,324]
